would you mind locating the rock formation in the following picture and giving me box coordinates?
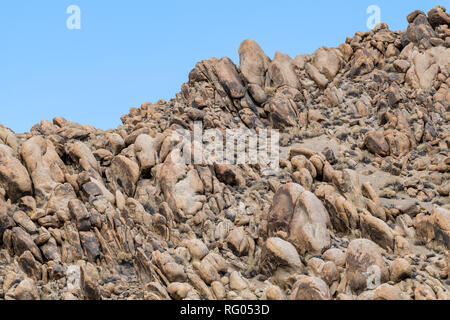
[0,6,449,300]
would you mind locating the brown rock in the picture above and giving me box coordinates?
[364,130,390,156]
[14,278,40,300]
[260,237,303,287]
[268,52,299,89]
[0,144,32,202]
[238,39,270,87]
[374,284,405,300]
[106,155,140,197]
[345,239,389,293]
[290,276,331,300]
[390,258,412,282]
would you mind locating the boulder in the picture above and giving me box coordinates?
[238,39,270,87]
[21,137,66,204]
[345,239,389,293]
[260,237,303,288]
[106,155,140,197]
[267,183,331,255]
[0,144,32,202]
[268,52,300,89]
[290,276,331,300]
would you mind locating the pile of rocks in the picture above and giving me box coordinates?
[0,6,449,300]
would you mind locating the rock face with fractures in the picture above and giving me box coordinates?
[0,7,449,300]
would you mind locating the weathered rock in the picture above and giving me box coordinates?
[106,155,140,197]
[260,237,303,287]
[364,130,390,156]
[238,39,270,87]
[268,52,300,89]
[346,239,389,293]
[0,144,32,202]
[14,278,40,300]
[361,214,395,250]
[21,137,66,204]
[427,6,450,28]
[11,227,43,263]
[390,258,412,283]
[374,284,406,300]
[290,276,331,300]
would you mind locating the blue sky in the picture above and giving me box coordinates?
[0,0,444,133]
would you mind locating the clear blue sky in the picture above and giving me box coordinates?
[0,0,444,133]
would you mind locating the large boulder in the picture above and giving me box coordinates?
[427,6,450,29]
[238,39,270,87]
[135,134,163,172]
[267,52,300,89]
[268,183,331,255]
[213,57,246,99]
[20,137,66,204]
[290,276,331,300]
[0,144,32,202]
[311,47,342,81]
[364,130,390,157]
[159,148,205,217]
[404,46,449,91]
[266,97,299,129]
[345,239,389,293]
[106,155,140,197]
[260,237,304,288]
[405,10,436,48]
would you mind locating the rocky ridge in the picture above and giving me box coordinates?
[0,6,449,300]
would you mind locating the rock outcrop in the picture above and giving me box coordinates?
[0,6,449,301]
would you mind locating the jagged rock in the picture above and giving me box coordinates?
[18,251,42,280]
[10,227,43,263]
[80,263,101,300]
[214,57,246,99]
[405,10,436,48]
[266,97,299,129]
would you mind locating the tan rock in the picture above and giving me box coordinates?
[0,144,32,202]
[238,39,270,87]
[268,52,299,89]
[345,239,389,293]
[290,275,331,300]
[374,284,405,300]
[390,258,412,283]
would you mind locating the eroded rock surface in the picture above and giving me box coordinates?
[0,6,449,301]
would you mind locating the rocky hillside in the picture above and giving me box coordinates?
[0,6,449,300]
